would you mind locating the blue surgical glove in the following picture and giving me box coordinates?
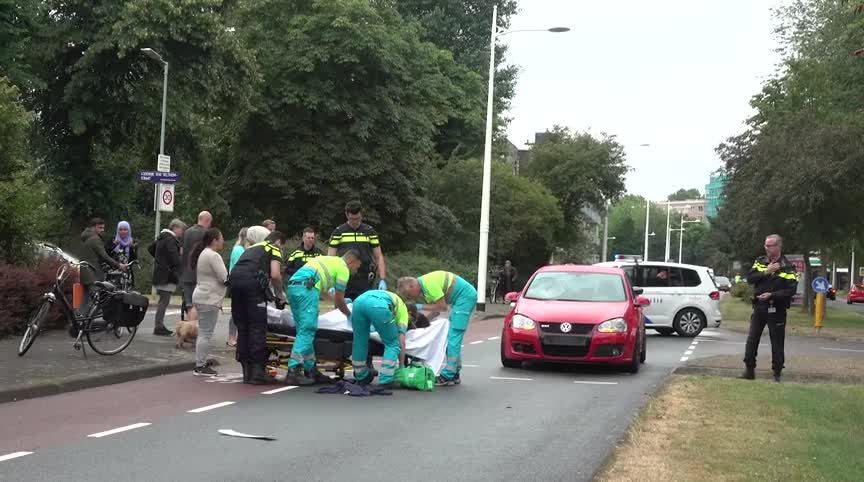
[328,288,335,296]
[415,303,424,311]
[345,298,353,304]
[378,279,387,290]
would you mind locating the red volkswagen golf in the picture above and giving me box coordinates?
[500,265,650,373]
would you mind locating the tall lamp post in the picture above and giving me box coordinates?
[475,6,569,311]
[141,48,169,242]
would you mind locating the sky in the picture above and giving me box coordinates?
[502,0,787,201]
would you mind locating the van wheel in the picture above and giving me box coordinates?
[674,309,706,337]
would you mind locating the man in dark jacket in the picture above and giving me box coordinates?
[150,218,187,336]
[741,234,799,382]
[180,211,212,322]
[79,218,125,315]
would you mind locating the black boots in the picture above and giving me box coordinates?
[246,363,274,385]
[307,367,334,385]
[773,371,782,383]
[283,366,315,386]
[739,366,756,380]
[241,362,251,383]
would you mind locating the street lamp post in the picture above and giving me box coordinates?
[475,6,569,311]
[141,48,169,242]
[643,201,650,261]
[678,217,701,264]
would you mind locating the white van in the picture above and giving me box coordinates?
[594,261,721,337]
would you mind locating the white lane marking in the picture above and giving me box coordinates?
[487,336,500,341]
[820,347,864,353]
[88,423,152,438]
[680,356,689,362]
[685,350,694,355]
[688,345,696,350]
[262,386,298,395]
[187,401,235,413]
[166,310,181,316]
[573,380,618,385]
[470,340,484,345]
[490,376,533,381]
[692,341,699,345]
[0,452,34,463]
[462,364,480,368]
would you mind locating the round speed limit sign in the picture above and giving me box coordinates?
[158,183,175,212]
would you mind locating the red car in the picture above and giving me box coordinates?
[500,265,650,373]
[848,284,864,304]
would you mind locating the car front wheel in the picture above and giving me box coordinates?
[674,309,706,338]
[500,334,522,369]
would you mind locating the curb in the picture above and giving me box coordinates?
[673,365,864,384]
[0,360,196,404]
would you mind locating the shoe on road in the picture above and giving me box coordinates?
[153,327,173,336]
[773,372,782,383]
[283,367,314,386]
[193,365,218,377]
[435,375,456,387]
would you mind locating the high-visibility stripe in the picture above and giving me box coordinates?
[250,241,283,260]
[305,258,333,290]
[778,272,797,280]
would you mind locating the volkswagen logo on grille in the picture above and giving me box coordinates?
[560,322,572,333]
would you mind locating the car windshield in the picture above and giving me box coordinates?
[524,272,627,302]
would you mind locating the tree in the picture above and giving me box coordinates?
[26,0,257,230]
[667,188,702,201]
[229,0,472,249]
[607,194,671,262]
[393,0,519,160]
[430,158,563,272]
[526,126,629,257]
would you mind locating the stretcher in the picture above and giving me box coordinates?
[266,304,450,379]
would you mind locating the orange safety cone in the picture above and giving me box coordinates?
[72,282,84,310]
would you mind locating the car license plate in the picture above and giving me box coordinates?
[543,335,589,346]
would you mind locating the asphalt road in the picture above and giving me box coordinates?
[0,319,740,482]
[829,298,864,313]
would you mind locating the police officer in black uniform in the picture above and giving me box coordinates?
[285,226,322,279]
[742,234,799,382]
[229,230,286,384]
[328,201,387,300]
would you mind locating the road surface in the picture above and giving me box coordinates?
[0,319,740,482]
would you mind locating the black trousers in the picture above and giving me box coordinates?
[743,304,786,373]
[345,271,374,301]
[230,281,269,364]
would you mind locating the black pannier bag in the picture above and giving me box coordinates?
[102,292,150,327]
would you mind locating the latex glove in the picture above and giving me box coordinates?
[378,279,387,290]
[328,288,335,296]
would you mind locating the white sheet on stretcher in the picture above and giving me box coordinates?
[267,304,449,375]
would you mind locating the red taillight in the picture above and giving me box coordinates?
[709,291,720,301]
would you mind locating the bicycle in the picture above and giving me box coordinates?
[18,247,147,357]
[488,269,502,304]
[106,260,139,292]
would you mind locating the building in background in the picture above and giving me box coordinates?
[668,199,707,223]
[705,172,726,219]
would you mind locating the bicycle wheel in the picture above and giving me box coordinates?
[85,304,137,355]
[18,299,51,356]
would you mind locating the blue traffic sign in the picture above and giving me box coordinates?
[812,276,829,294]
[139,171,179,183]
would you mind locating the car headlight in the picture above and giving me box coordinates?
[597,318,628,333]
[511,314,536,331]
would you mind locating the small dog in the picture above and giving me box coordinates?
[175,320,198,349]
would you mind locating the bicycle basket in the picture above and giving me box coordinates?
[102,292,149,327]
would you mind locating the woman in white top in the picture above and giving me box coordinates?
[191,228,228,376]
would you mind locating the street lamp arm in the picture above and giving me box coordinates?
[497,27,570,36]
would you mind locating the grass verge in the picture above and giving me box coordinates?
[721,297,864,340]
[598,375,864,482]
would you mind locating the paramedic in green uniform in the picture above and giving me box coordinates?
[397,271,477,386]
[284,251,362,385]
[350,290,409,387]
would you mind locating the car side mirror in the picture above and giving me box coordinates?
[504,292,520,302]
[632,287,644,296]
[635,296,651,307]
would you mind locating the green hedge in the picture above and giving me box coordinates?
[385,251,478,289]
[729,282,753,300]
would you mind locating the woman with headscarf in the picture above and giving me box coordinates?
[106,220,138,289]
